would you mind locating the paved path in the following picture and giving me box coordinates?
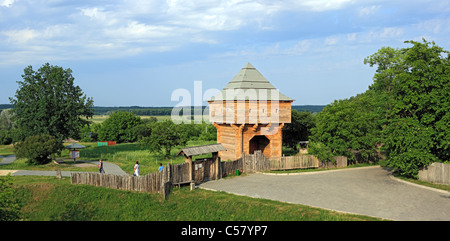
[200,166,450,221]
[0,155,128,177]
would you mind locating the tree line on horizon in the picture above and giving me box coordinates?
[0,104,325,116]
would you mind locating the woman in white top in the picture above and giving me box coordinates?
[133,160,140,176]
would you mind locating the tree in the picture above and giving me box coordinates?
[364,46,405,123]
[97,111,142,143]
[9,63,94,141]
[378,39,450,177]
[309,90,383,163]
[140,120,187,157]
[14,134,64,165]
[0,109,16,130]
[283,110,315,151]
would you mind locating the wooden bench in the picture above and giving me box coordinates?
[173,180,194,189]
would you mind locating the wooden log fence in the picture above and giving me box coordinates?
[71,152,348,199]
[71,163,172,199]
[270,155,318,170]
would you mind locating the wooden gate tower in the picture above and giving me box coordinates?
[208,63,294,161]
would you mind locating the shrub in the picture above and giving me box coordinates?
[0,130,13,145]
[0,174,21,221]
[14,134,64,165]
[97,111,142,143]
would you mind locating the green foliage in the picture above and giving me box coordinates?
[9,63,94,141]
[0,108,16,130]
[97,111,142,143]
[383,118,437,177]
[0,130,13,145]
[140,120,188,157]
[379,39,450,177]
[14,134,64,165]
[307,141,333,162]
[14,177,378,221]
[311,39,449,177]
[283,110,315,151]
[0,174,21,221]
[310,90,383,162]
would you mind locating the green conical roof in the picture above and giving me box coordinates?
[209,63,294,101]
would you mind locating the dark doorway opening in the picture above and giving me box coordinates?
[249,135,270,155]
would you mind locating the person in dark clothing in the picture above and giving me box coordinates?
[98,159,105,174]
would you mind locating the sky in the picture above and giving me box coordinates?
[1,0,449,107]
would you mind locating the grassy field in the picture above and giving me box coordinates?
[89,115,173,124]
[10,176,382,221]
[63,140,216,174]
[0,144,14,156]
[0,140,216,175]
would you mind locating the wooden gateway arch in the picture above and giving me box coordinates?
[208,63,294,161]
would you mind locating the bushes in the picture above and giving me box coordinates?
[97,111,142,143]
[14,134,64,165]
[0,174,21,221]
[0,130,13,145]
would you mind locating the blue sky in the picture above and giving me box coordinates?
[1,0,449,107]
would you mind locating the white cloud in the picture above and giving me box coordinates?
[2,28,38,43]
[81,8,105,20]
[325,36,339,45]
[106,21,176,41]
[380,27,404,39]
[358,5,380,16]
[298,0,354,12]
[0,0,14,7]
[1,0,450,67]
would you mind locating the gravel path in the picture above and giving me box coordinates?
[200,166,450,221]
[0,155,128,177]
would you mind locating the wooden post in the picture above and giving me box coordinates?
[213,152,220,180]
[56,170,62,179]
[185,156,193,184]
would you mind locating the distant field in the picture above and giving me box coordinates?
[88,114,210,124]
[88,115,173,124]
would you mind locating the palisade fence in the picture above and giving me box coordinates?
[71,165,172,199]
[270,155,318,170]
[71,151,347,199]
[418,162,450,185]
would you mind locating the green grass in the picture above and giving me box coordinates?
[0,140,215,175]
[61,140,216,175]
[393,173,450,192]
[10,176,383,221]
[0,144,14,156]
[0,157,99,172]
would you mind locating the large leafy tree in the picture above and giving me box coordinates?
[311,39,449,177]
[9,63,94,141]
[140,120,187,157]
[379,40,450,177]
[310,90,383,163]
[97,111,142,143]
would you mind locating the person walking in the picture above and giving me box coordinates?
[133,160,140,176]
[98,159,105,174]
[158,163,164,172]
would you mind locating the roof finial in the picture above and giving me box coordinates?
[243,62,255,69]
